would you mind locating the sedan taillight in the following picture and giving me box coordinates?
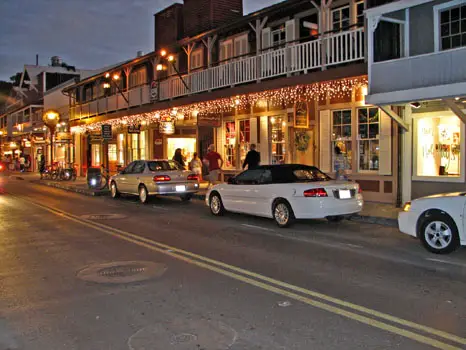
[304,188,328,197]
[187,174,199,181]
[153,175,171,182]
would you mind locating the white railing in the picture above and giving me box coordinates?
[71,28,364,119]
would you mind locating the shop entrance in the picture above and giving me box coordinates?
[166,138,196,164]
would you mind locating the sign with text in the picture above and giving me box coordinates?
[101,124,112,140]
[127,124,141,134]
[294,101,309,128]
[197,113,221,127]
[150,80,158,102]
[159,120,175,135]
[56,132,72,141]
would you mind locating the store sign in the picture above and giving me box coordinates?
[159,120,175,135]
[24,141,31,148]
[154,138,163,145]
[128,124,141,134]
[150,80,158,102]
[197,113,221,127]
[89,133,102,142]
[294,101,309,128]
[56,132,72,141]
[101,124,112,140]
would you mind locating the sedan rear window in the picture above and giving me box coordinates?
[293,168,330,182]
[148,161,181,171]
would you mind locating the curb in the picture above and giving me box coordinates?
[32,180,109,197]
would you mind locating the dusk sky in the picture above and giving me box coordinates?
[0,0,277,81]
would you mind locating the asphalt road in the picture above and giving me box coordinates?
[1,175,466,350]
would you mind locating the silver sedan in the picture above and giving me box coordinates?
[109,160,200,203]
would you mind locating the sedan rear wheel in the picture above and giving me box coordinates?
[210,193,225,216]
[139,185,149,204]
[273,200,295,228]
[110,182,120,199]
[419,214,460,254]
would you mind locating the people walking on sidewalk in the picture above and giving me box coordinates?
[37,150,45,178]
[173,148,186,169]
[203,145,223,188]
[242,144,260,170]
[189,152,203,179]
[19,154,26,172]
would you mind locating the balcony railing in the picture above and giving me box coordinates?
[70,28,364,121]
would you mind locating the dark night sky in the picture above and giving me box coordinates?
[0,0,277,81]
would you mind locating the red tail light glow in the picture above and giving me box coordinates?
[153,175,171,182]
[0,165,3,170]
[304,188,328,197]
[187,174,199,181]
[358,187,362,194]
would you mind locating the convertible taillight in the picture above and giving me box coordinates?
[304,188,328,197]
[187,174,199,181]
[153,175,171,182]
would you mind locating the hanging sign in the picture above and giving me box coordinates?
[101,124,112,140]
[294,101,309,128]
[128,124,141,134]
[159,120,175,135]
[150,80,158,102]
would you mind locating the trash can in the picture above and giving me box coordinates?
[87,167,102,189]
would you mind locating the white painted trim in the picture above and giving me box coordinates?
[433,0,466,52]
[366,81,466,105]
[365,0,432,17]
[380,16,405,25]
[412,111,465,183]
[404,8,410,57]
[372,45,466,65]
[401,105,412,203]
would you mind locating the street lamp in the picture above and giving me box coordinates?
[159,49,189,91]
[103,72,129,104]
[42,110,60,166]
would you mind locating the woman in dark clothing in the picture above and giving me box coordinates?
[173,148,186,169]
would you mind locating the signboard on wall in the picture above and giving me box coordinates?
[154,138,163,145]
[56,132,72,141]
[294,101,309,128]
[101,124,112,140]
[128,124,141,134]
[159,120,175,135]
[197,113,221,127]
[150,80,158,102]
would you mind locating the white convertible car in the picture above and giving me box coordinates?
[206,164,363,227]
[399,193,466,254]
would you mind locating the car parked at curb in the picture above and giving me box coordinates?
[109,160,200,203]
[206,164,363,227]
[399,192,466,254]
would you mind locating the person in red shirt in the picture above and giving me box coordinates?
[203,144,223,187]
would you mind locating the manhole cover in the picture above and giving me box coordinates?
[128,319,237,350]
[80,214,126,220]
[77,261,166,284]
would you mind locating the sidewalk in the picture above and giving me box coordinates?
[9,172,400,227]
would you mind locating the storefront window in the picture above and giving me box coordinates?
[91,144,101,166]
[332,110,352,170]
[108,144,117,162]
[167,138,196,165]
[358,107,380,171]
[131,134,139,161]
[118,134,124,165]
[271,116,286,165]
[140,131,146,160]
[416,115,461,177]
[239,120,250,166]
[225,121,236,168]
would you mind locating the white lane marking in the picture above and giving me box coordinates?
[426,258,466,268]
[152,205,169,210]
[241,224,275,232]
[341,243,364,249]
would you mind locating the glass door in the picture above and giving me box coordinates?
[270,116,286,165]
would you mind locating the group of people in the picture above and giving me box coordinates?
[1,154,31,172]
[172,144,261,187]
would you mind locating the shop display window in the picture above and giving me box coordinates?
[225,121,236,168]
[108,144,117,162]
[332,110,352,170]
[91,144,101,166]
[131,134,139,161]
[271,116,286,165]
[239,120,250,166]
[416,115,461,177]
[140,131,146,160]
[167,138,196,165]
[358,107,380,171]
[118,134,124,165]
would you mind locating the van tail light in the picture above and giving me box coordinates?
[304,188,328,197]
[153,175,171,182]
[187,174,199,181]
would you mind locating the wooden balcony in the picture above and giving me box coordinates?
[70,28,364,121]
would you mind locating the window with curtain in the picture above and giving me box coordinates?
[129,67,147,88]
[332,110,352,171]
[358,107,380,171]
[332,6,350,31]
[356,1,365,27]
[191,49,203,70]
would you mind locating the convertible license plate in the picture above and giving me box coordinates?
[339,190,351,199]
[176,185,186,192]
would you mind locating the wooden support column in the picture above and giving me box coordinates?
[249,16,267,82]
[444,99,466,124]
[183,43,197,74]
[201,35,217,68]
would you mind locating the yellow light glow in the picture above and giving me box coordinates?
[235,99,240,106]
[60,122,66,126]
[361,85,368,96]
[271,117,276,124]
[156,64,163,71]
[168,55,174,62]
[161,49,167,57]
[105,73,110,78]
[141,120,147,125]
[103,82,111,89]
[46,111,59,120]
[9,142,17,148]
[282,121,286,127]
[122,120,128,125]
[113,74,120,80]
[0,131,3,135]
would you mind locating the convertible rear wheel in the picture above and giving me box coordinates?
[419,214,460,254]
[273,200,295,228]
[210,192,225,216]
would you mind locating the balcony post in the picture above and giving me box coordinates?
[202,35,217,92]
[249,17,267,83]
